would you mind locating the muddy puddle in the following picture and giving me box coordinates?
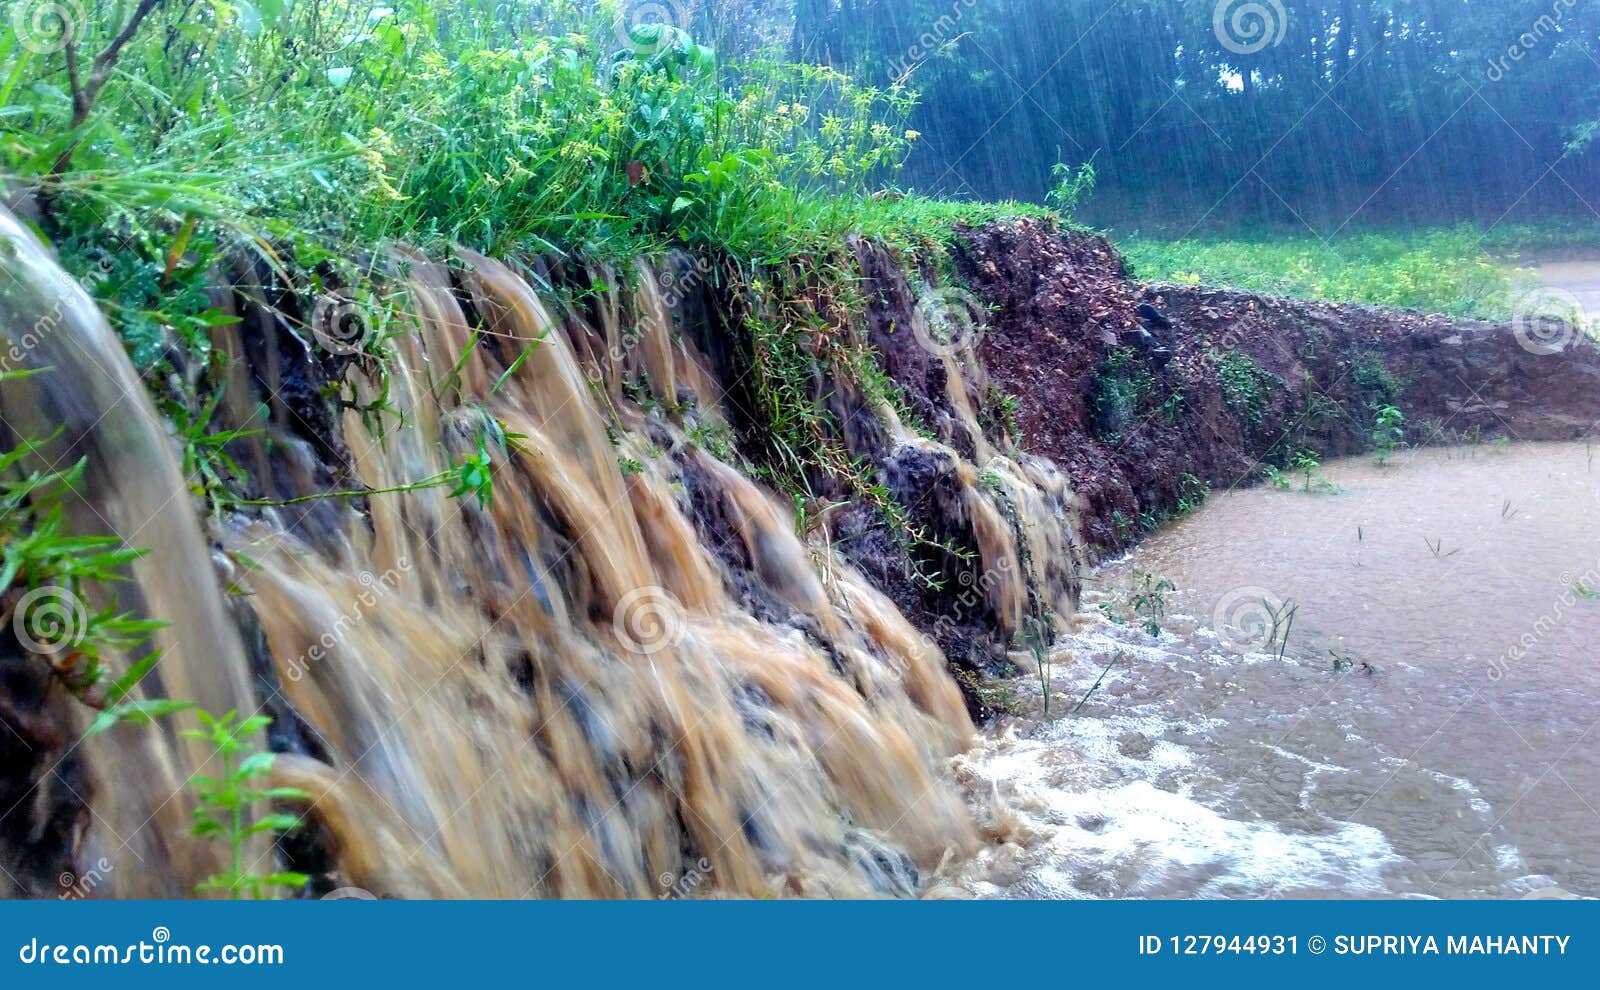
[941,442,1599,899]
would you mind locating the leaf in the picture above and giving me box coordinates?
[245,813,305,835]
[84,699,195,738]
[106,651,161,705]
[259,786,313,802]
[237,751,277,778]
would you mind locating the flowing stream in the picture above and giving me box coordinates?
[946,443,1599,899]
[1,208,1080,898]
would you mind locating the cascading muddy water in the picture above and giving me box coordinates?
[0,209,254,896]
[0,206,1083,898]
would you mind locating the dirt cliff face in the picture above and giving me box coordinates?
[951,219,1600,557]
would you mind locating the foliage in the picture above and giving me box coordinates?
[1121,227,1521,319]
[1175,473,1208,515]
[1371,405,1406,466]
[0,1,939,267]
[1090,347,1160,438]
[185,709,310,899]
[1208,350,1277,427]
[795,1,1600,228]
[1098,570,1175,638]
[1127,570,1174,637]
[1046,158,1096,223]
[0,413,176,723]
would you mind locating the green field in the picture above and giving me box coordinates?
[1117,223,1600,320]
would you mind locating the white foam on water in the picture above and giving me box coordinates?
[939,612,1407,899]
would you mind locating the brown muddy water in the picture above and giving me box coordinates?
[943,443,1599,899]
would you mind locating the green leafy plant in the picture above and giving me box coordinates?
[1371,404,1406,465]
[186,710,310,900]
[1209,350,1279,427]
[1046,157,1097,221]
[1128,571,1175,637]
[1018,612,1054,717]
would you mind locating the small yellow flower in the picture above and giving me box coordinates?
[905,129,921,141]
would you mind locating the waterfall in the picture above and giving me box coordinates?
[0,207,1084,898]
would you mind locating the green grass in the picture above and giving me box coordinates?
[1115,225,1587,319]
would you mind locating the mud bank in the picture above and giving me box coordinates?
[954,220,1600,554]
[3,208,1597,899]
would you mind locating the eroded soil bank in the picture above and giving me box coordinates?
[952,221,1600,555]
[3,211,1598,898]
